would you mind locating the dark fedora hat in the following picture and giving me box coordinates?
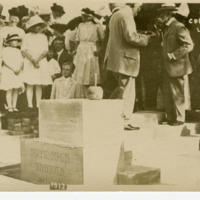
[158,3,178,12]
[51,3,65,15]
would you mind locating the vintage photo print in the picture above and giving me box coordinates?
[0,0,199,194]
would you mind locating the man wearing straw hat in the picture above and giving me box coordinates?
[157,3,193,126]
[104,3,150,130]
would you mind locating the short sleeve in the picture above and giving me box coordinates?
[75,24,81,42]
[40,34,48,52]
[21,34,28,51]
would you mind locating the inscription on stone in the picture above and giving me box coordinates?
[30,148,70,164]
[21,139,83,185]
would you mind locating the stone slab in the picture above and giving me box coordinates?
[39,100,124,147]
[20,138,83,185]
[124,151,132,165]
[131,112,158,128]
[117,165,160,185]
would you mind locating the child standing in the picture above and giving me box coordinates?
[21,15,48,110]
[40,46,61,99]
[0,34,24,112]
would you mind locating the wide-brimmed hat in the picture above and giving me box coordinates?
[26,15,46,30]
[158,3,178,12]
[81,8,102,23]
[8,6,29,19]
[81,8,102,20]
[50,23,68,34]
[67,16,83,30]
[5,34,21,45]
[51,3,65,15]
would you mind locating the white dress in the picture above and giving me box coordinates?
[0,47,24,92]
[40,58,61,85]
[73,22,104,85]
[21,32,48,85]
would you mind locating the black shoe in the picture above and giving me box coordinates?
[124,124,140,131]
[168,121,184,126]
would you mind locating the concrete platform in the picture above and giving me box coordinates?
[0,110,200,191]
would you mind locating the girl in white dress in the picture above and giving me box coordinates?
[0,34,24,112]
[73,9,104,98]
[21,15,48,110]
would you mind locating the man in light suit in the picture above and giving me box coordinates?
[157,3,193,125]
[104,3,149,130]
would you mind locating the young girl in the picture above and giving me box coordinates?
[21,15,48,110]
[73,8,104,98]
[0,34,24,112]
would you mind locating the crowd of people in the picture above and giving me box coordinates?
[0,2,196,130]
[0,3,105,113]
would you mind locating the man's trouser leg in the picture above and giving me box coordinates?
[162,73,185,122]
[117,74,136,120]
[169,76,185,122]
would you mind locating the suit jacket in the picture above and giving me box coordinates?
[54,49,73,78]
[104,5,149,77]
[55,49,73,69]
[163,18,193,77]
[50,76,78,99]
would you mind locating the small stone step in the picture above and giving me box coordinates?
[117,165,160,185]
[131,111,166,127]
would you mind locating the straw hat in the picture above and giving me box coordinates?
[4,34,21,46]
[158,3,178,12]
[26,15,46,30]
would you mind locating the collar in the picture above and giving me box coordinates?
[57,49,64,55]
[112,7,120,13]
[60,76,71,81]
[56,49,64,60]
[165,17,175,26]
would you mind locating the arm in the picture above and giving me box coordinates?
[50,81,57,99]
[21,50,35,64]
[95,24,105,56]
[35,51,48,63]
[121,15,149,47]
[2,61,15,72]
[170,27,194,60]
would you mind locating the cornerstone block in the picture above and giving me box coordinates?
[39,100,124,147]
[20,139,83,185]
